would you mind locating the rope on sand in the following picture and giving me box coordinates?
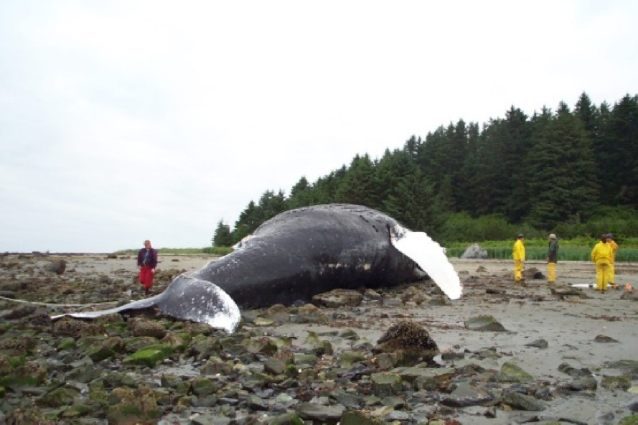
[0,295,118,308]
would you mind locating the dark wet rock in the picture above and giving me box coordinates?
[66,363,102,383]
[341,410,383,425]
[53,317,106,338]
[296,403,345,423]
[363,288,382,301]
[569,376,598,391]
[594,334,619,343]
[0,335,36,356]
[292,304,329,324]
[441,350,465,361]
[45,259,66,275]
[83,336,125,362]
[629,399,638,412]
[340,350,366,367]
[601,375,631,390]
[373,320,439,366]
[393,366,455,391]
[440,383,493,407]
[270,411,306,425]
[293,352,318,369]
[558,362,593,378]
[189,335,223,360]
[620,290,638,301]
[606,360,638,379]
[36,386,80,408]
[400,285,429,305]
[470,346,502,360]
[243,336,279,356]
[264,357,288,375]
[501,391,546,411]
[0,360,47,387]
[201,356,234,375]
[192,376,220,397]
[550,284,586,298]
[103,371,140,389]
[6,407,55,425]
[106,387,160,424]
[313,288,363,307]
[525,338,549,349]
[305,331,333,356]
[524,267,544,280]
[59,403,95,419]
[258,304,291,324]
[380,395,407,409]
[331,389,364,409]
[129,317,167,338]
[371,372,403,397]
[499,362,534,383]
[464,315,507,332]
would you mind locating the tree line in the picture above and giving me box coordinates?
[213,92,638,246]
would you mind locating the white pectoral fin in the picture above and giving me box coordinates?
[392,230,463,300]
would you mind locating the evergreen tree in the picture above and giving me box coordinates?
[526,102,599,228]
[335,154,379,207]
[212,220,233,247]
[232,201,260,242]
[286,177,317,209]
[383,167,437,234]
[601,95,638,206]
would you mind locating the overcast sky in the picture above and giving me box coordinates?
[1,1,636,253]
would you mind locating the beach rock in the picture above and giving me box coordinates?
[36,386,80,408]
[296,403,345,423]
[501,392,546,411]
[129,317,167,338]
[371,372,403,397]
[373,320,439,366]
[292,304,329,324]
[45,260,66,275]
[499,362,534,383]
[312,289,363,307]
[440,383,493,407]
[601,375,631,390]
[341,410,383,425]
[558,362,593,378]
[461,244,488,259]
[594,334,619,343]
[464,315,507,332]
[525,338,549,349]
[605,360,638,379]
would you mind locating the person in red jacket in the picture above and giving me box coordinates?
[137,240,158,295]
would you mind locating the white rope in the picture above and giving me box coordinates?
[0,295,119,308]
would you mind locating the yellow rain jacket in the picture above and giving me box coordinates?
[609,239,618,261]
[513,239,525,261]
[591,242,613,265]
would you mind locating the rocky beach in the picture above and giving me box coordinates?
[0,253,637,425]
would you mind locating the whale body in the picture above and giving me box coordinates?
[53,204,462,333]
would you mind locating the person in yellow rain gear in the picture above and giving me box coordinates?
[591,234,613,292]
[546,233,559,284]
[607,233,618,286]
[513,234,525,283]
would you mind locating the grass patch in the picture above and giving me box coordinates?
[447,238,638,262]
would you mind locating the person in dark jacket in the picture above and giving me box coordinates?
[137,240,158,295]
[546,234,559,284]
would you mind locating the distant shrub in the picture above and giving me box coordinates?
[202,246,233,256]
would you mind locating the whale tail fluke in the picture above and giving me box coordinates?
[391,230,463,300]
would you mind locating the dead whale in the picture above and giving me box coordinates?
[52,204,462,333]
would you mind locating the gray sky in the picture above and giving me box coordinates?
[1,1,636,253]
